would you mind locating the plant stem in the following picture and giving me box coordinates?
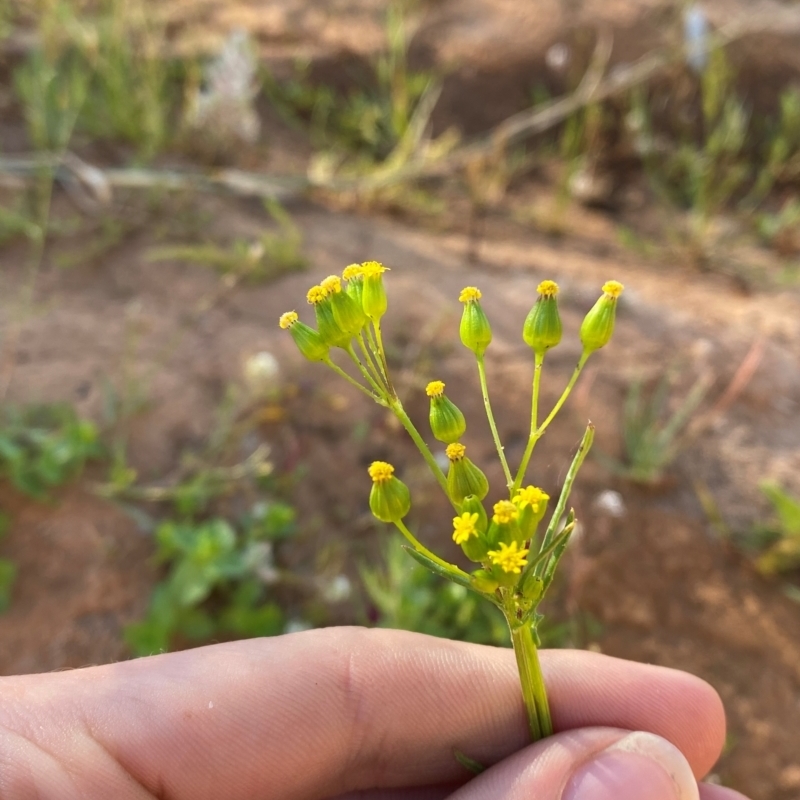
[372,321,396,398]
[345,346,387,399]
[509,619,553,742]
[394,519,459,573]
[324,358,382,403]
[356,332,388,392]
[390,399,452,502]
[513,351,590,492]
[513,351,544,493]
[476,355,513,489]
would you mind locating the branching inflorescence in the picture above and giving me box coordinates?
[280,263,623,744]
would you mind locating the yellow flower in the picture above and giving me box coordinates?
[459,286,482,304]
[342,264,364,281]
[452,512,479,544]
[537,280,559,297]
[492,500,519,525]
[487,541,529,574]
[602,280,624,298]
[426,380,445,397]
[321,275,342,294]
[279,311,298,329]
[445,442,466,461]
[368,461,395,484]
[361,260,389,278]
[513,485,550,511]
[307,285,328,305]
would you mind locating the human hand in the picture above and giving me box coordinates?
[0,627,748,799]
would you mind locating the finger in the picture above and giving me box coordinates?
[0,628,725,800]
[699,786,751,800]
[447,728,699,800]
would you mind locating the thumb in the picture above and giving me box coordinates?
[449,728,700,800]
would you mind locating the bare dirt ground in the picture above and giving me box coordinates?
[2,1,800,798]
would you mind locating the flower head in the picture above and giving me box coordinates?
[279,311,298,329]
[426,380,445,398]
[342,264,364,281]
[492,500,519,525]
[361,261,389,278]
[321,275,342,294]
[602,280,624,298]
[452,512,479,544]
[307,285,328,305]
[368,461,395,484]
[459,286,482,304]
[488,541,529,574]
[513,486,550,511]
[445,442,466,461]
[537,280,559,297]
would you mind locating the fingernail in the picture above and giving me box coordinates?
[563,731,699,800]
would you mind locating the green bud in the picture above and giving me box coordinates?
[361,261,389,322]
[445,443,489,504]
[512,486,550,543]
[329,285,366,337]
[470,569,499,594]
[486,499,522,548]
[279,311,330,362]
[523,280,562,356]
[425,381,466,443]
[458,287,492,356]
[368,461,411,523]
[580,281,624,354]
[519,571,544,603]
[457,495,489,562]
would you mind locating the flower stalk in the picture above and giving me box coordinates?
[280,264,622,745]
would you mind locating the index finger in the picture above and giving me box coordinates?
[0,627,725,800]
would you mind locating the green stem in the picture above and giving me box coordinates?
[324,358,382,403]
[390,399,452,502]
[509,619,553,742]
[345,345,387,399]
[513,351,590,493]
[513,351,544,493]
[394,519,459,573]
[372,321,396,398]
[356,332,388,392]
[476,355,513,490]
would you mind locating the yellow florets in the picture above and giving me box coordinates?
[342,264,364,281]
[513,485,550,511]
[321,275,342,294]
[537,280,559,297]
[487,541,529,574]
[602,280,624,298]
[459,286,482,304]
[492,500,519,525]
[361,261,388,278]
[445,442,466,461]
[279,311,298,329]
[452,512,479,544]
[426,380,445,397]
[307,285,328,305]
[368,461,395,484]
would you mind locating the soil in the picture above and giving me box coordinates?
[2,2,800,799]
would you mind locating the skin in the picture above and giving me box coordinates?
[0,627,751,800]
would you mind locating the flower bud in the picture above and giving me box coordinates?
[580,281,624,354]
[343,264,366,310]
[486,499,522,548]
[458,287,492,356]
[487,540,529,585]
[361,261,389,322]
[445,442,489,504]
[426,381,467,443]
[520,571,544,603]
[512,485,550,543]
[322,274,366,337]
[279,311,330,362]
[523,280,562,356]
[308,285,352,349]
[455,495,489,562]
[470,568,499,594]
[368,461,411,523]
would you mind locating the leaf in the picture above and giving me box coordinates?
[454,750,486,775]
